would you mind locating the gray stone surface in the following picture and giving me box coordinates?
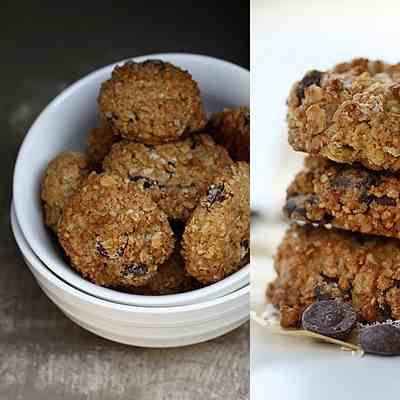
[0,3,249,399]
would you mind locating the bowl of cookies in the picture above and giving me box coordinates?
[12,53,249,346]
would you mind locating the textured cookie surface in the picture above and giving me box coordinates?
[285,157,400,238]
[58,173,174,287]
[103,134,233,221]
[86,118,119,167]
[288,58,400,171]
[98,60,205,144]
[182,162,250,284]
[41,152,89,232]
[207,106,250,162]
[267,224,400,328]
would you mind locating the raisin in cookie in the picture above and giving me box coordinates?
[98,60,205,144]
[182,162,250,284]
[285,156,400,238]
[41,152,89,232]
[58,172,175,287]
[207,106,250,162]
[288,58,400,172]
[267,224,400,328]
[103,134,233,221]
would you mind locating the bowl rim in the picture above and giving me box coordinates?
[13,52,250,307]
[11,203,249,314]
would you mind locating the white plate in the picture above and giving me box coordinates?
[13,53,250,308]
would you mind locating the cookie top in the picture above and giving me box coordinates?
[267,224,400,328]
[86,118,119,167]
[58,172,175,287]
[41,151,89,232]
[98,60,205,144]
[285,156,400,238]
[103,134,233,221]
[182,162,250,284]
[207,106,250,162]
[288,58,400,172]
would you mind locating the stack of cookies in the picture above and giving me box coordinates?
[268,58,400,328]
[41,60,250,295]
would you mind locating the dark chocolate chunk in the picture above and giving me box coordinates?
[243,111,250,127]
[95,239,109,258]
[206,183,229,209]
[359,324,400,356]
[372,196,397,207]
[285,195,333,225]
[301,299,356,340]
[95,234,128,259]
[121,263,149,278]
[297,70,323,100]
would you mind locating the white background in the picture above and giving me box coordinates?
[251,1,400,399]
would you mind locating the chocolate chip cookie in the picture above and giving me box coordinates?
[207,106,250,162]
[58,172,175,287]
[267,224,400,328]
[41,152,89,232]
[103,134,233,221]
[98,60,205,144]
[182,162,250,284]
[285,156,400,238]
[288,58,400,172]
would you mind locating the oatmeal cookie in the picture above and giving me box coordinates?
[285,156,400,238]
[58,172,175,287]
[98,60,205,144]
[182,162,250,284]
[207,106,250,162]
[103,134,233,221]
[288,58,400,171]
[267,224,400,328]
[86,118,119,167]
[41,152,89,232]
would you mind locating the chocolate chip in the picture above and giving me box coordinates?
[243,111,250,127]
[121,263,149,278]
[297,70,323,100]
[142,59,166,70]
[301,299,356,340]
[95,234,128,259]
[359,324,400,356]
[285,197,307,219]
[371,196,396,207]
[206,183,229,209]
[190,138,197,150]
[331,175,353,189]
[241,239,249,250]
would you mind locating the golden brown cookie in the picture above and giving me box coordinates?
[207,106,250,162]
[41,152,89,232]
[103,134,233,221]
[267,224,400,328]
[98,60,205,144]
[285,156,400,238]
[58,172,175,287]
[182,162,250,284]
[288,58,400,172]
[86,118,119,167]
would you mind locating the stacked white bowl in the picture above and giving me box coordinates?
[12,53,250,347]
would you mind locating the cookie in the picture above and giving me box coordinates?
[103,134,233,221]
[267,224,400,328]
[285,156,400,238]
[86,118,119,167]
[288,58,400,172]
[41,152,89,232]
[98,60,205,144]
[58,172,175,287]
[182,162,250,284]
[207,106,250,162]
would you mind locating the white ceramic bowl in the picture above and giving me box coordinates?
[13,53,250,307]
[11,204,249,347]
